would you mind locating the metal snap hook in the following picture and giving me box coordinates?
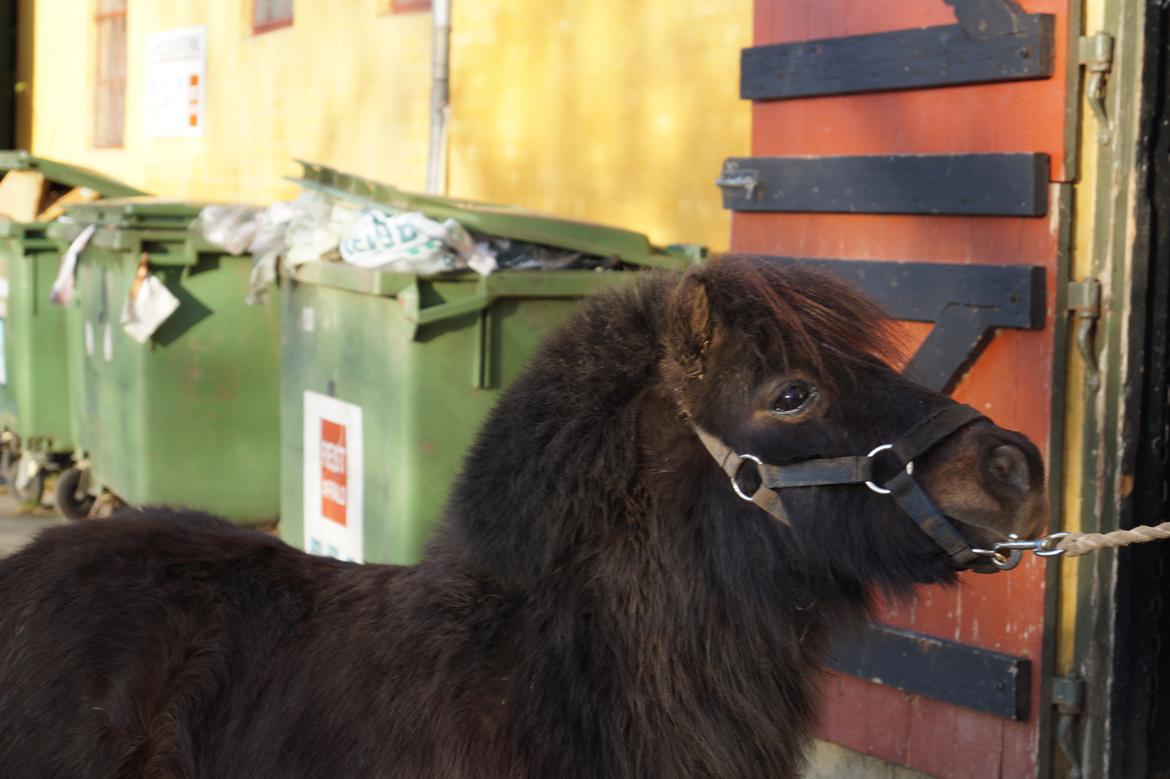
[970,546,1024,571]
[864,444,914,495]
[1034,532,1070,557]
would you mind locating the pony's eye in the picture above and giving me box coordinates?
[772,382,814,415]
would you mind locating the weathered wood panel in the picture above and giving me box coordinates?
[741,15,1054,101]
[720,154,1050,216]
[826,622,1032,721]
[751,0,1072,182]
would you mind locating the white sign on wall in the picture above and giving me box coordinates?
[144,26,206,138]
[303,391,364,563]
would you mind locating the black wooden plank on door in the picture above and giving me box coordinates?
[826,621,1032,721]
[741,15,1054,102]
[768,258,1046,327]
[761,258,1046,399]
[719,153,1050,216]
[905,306,998,392]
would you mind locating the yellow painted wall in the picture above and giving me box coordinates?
[18,0,751,250]
[20,0,434,201]
[447,1,751,249]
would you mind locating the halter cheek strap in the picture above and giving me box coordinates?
[693,404,988,568]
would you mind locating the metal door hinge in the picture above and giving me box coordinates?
[1078,32,1115,145]
[1068,278,1102,392]
[1052,675,1086,779]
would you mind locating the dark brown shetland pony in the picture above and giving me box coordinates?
[0,255,1046,778]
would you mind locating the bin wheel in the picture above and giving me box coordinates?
[8,458,45,506]
[55,467,95,521]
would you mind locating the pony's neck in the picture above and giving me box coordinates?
[426,296,843,774]
[436,282,669,585]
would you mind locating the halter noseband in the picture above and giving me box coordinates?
[694,404,1008,571]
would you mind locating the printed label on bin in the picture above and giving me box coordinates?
[320,420,348,525]
[304,391,363,562]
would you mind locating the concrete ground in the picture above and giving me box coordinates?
[0,487,66,557]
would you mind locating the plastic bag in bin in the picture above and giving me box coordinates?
[340,210,496,276]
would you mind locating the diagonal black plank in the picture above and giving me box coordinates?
[905,305,999,393]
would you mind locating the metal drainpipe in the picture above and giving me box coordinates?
[426,0,451,195]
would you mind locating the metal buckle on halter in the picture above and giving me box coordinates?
[864,444,914,495]
[730,454,763,502]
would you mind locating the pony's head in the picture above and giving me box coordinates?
[662,255,1047,589]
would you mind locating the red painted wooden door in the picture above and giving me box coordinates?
[730,1,1069,776]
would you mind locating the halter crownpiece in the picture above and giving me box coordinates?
[693,404,1019,572]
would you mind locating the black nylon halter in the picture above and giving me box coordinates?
[694,404,989,568]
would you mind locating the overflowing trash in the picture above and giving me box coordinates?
[194,181,667,305]
[0,169,102,224]
[49,226,181,343]
[199,195,507,305]
[119,253,180,344]
[340,210,497,276]
[196,193,356,305]
[47,224,96,306]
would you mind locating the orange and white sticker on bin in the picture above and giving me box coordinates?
[319,420,349,526]
[304,391,364,562]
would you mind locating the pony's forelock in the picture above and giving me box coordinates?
[700,255,905,388]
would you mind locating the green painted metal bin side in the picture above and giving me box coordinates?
[0,156,145,456]
[279,162,698,564]
[0,238,15,431]
[280,263,641,565]
[45,222,93,456]
[0,223,75,451]
[61,200,280,524]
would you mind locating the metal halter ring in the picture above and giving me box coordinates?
[731,454,763,502]
[864,444,914,495]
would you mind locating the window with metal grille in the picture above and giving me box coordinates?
[253,0,293,34]
[94,0,127,148]
[390,0,431,13]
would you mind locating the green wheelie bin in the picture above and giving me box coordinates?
[47,198,281,523]
[281,162,702,564]
[0,152,145,511]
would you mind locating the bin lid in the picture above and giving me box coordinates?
[289,160,704,272]
[0,151,147,197]
[61,197,205,231]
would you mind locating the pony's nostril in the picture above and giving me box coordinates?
[987,444,1031,493]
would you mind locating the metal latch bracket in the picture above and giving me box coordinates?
[1078,32,1115,145]
[1052,675,1086,779]
[1068,278,1102,392]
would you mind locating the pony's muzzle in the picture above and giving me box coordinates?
[919,423,1048,544]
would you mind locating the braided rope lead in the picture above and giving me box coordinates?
[1056,521,1170,557]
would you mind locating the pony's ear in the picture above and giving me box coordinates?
[666,275,715,378]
